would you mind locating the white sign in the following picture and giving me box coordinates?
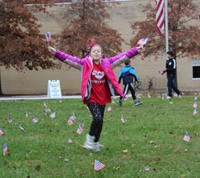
[47,80,62,99]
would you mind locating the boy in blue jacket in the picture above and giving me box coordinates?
[118,59,142,106]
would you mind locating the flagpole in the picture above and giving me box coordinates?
[165,0,169,52]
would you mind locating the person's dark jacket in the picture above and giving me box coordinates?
[165,58,176,77]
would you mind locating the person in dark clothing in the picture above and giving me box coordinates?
[161,51,182,99]
[118,59,142,106]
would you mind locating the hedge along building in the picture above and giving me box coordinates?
[1,0,200,95]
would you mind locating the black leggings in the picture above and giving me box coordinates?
[119,83,136,100]
[87,103,105,142]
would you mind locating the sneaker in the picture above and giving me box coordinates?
[83,134,95,150]
[178,93,183,98]
[94,142,104,152]
[134,100,142,106]
[118,100,122,107]
[166,96,172,99]
[95,142,104,148]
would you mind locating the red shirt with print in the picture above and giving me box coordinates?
[84,62,111,105]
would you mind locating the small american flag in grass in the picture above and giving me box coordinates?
[193,108,197,115]
[94,160,105,171]
[76,123,84,135]
[25,111,29,118]
[107,106,111,112]
[67,118,73,125]
[121,115,125,124]
[3,144,8,156]
[183,131,190,142]
[69,113,76,121]
[45,107,51,113]
[43,102,48,107]
[67,139,73,144]
[193,102,197,108]
[0,129,4,136]
[32,117,39,124]
[50,112,56,119]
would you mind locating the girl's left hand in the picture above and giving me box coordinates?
[136,45,145,53]
[48,46,56,54]
[136,38,147,52]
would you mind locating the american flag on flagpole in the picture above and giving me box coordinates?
[45,32,51,42]
[94,160,105,171]
[156,0,165,35]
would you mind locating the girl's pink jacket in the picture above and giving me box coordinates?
[54,47,139,102]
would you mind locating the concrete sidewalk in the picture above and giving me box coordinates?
[0,95,82,101]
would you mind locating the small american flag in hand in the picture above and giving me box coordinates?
[45,32,51,42]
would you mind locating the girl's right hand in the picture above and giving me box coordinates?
[48,46,56,54]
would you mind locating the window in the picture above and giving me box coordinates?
[192,60,200,80]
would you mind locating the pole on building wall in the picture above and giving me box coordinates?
[164,0,178,87]
[165,0,169,52]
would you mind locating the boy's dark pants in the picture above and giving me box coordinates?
[119,83,136,100]
[167,76,181,97]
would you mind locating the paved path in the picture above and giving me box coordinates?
[0,95,82,101]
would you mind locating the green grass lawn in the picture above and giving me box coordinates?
[0,94,200,178]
